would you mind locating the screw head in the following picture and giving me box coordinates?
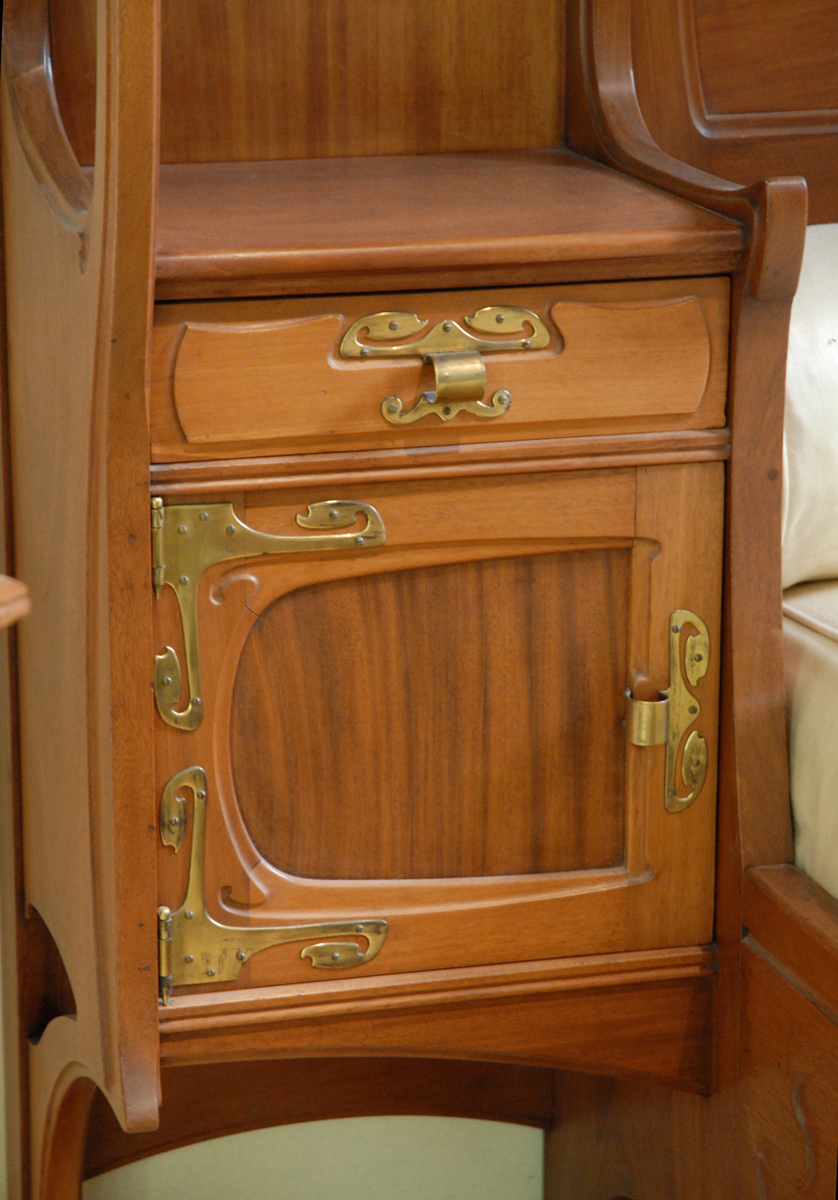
[522,338,532,349]
[196,790,207,799]
[495,313,505,324]
[199,511,209,521]
[691,758,701,768]
[329,509,340,520]
[355,924,364,933]
[178,524,188,535]
[169,816,180,826]
[179,575,189,586]
[185,954,194,963]
[355,536,365,546]
[693,653,703,662]
[163,676,172,686]
[226,525,236,536]
[331,951,341,961]
[389,320,399,331]
[360,347,370,358]
[236,950,246,961]
[184,910,194,920]
[206,968,215,977]
[688,705,698,715]
[672,625,681,634]
[442,321,452,332]
[386,400,399,413]
[442,406,452,415]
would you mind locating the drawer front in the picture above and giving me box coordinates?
[151,278,729,461]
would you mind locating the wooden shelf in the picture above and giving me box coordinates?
[155,149,745,299]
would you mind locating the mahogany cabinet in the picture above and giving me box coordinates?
[0,0,804,1196]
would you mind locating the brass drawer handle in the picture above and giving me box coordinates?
[340,307,550,425]
[157,766,388,1003]
[152,498,386,731]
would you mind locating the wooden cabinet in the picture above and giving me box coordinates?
[0,0,805,1195]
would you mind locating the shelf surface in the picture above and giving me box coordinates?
[155,149,744,299]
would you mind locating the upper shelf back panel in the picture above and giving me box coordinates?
[51,0,565,168]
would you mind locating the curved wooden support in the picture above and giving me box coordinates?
[1,0,92,232]
[567,0,807,301]
[28,1019,96,1200]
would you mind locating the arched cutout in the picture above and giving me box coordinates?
[1,0,93,230]
[22,905,77,1044]
[83,1059,554,1178]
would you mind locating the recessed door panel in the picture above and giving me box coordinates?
[231,548,630,879]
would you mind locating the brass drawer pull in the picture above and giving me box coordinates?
[152,498,386,731]
[157,766,388,1003]
[624,609,710,813]
[340,306,550,425]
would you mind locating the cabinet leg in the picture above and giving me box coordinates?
[28,1019,95,1200]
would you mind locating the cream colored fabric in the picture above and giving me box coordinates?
[782,224,838,589]
[784,581,838,898]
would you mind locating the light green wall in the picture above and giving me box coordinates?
[82,1116,543,1200]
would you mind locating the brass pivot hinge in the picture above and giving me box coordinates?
[624,610,710,813]
[152,498,386,731]
[157,766,388,1004]
[339,307,551,425]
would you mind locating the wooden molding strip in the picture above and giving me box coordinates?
[743,865,838,1017]
[150,428,731,494]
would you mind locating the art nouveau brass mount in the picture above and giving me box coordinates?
[625,610,710,813]
[339,307,551,424]
[152,498,386,731]
[157,766,388,1003]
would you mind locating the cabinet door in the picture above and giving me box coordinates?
[153,462,723,996]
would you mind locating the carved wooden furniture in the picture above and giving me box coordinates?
[0,0,815,1197]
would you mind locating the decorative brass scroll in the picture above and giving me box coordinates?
[157,766,388,1004]
[339,307,551,424]
[624,609,710,813]
[152,498,386,731]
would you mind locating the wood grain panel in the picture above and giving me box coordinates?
[231,549,629,879]
[693,0,838,118]
[49,0,97,168]
[159,0,563,163]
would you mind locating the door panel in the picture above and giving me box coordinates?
[153,464,723,993]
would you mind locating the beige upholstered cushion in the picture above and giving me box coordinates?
[783,224,838,589]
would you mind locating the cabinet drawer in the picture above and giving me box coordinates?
[151,278,729,461]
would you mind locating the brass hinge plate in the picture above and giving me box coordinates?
[157,767,388,1004]
[152,498,386,731]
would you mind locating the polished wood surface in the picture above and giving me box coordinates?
[631,0,838,222]
[149,428,732,494]
[0,576,29,628]
[83,1058,555,1179]
[157,279,727,459]
[154,151,744,299]
[53,0,564,169]
[232,548,628,879]
[739,943,838,1199]
[157,950,715,1091]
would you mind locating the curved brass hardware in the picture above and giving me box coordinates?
[152,498,386,731]
[624,609,710,813]
[157,767,388,1003]
[665,610,709,813]
[339,307,551,425]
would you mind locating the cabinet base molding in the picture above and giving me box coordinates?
[158,946,714,1091]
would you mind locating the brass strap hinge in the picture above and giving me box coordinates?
[151,498,386,731]
[157,767,388,1004]
[624,609,710,813]
[339,307,552,424]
